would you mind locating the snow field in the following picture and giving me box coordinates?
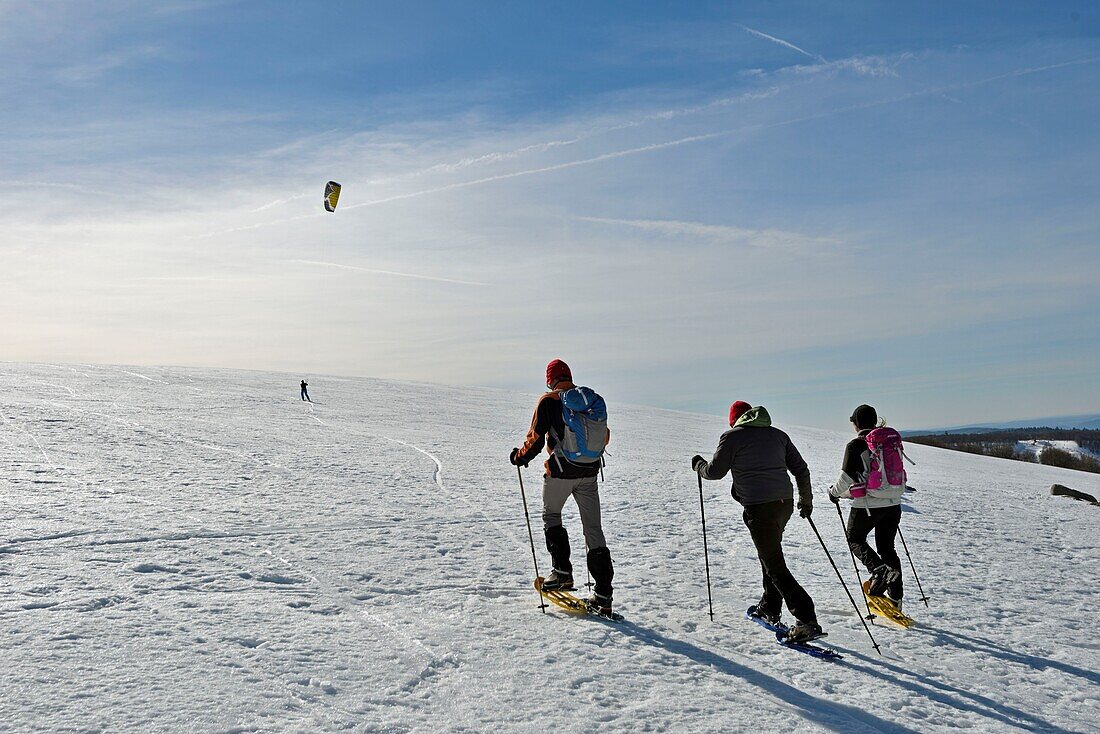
[1,363,1098,732]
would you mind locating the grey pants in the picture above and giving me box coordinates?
[542,476,607,550]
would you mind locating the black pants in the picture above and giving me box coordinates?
[846,505,903,599]
[743,499,816,623]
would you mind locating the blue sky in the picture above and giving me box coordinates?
[2,1,1098,430]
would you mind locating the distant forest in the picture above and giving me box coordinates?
[907,429,1100,474]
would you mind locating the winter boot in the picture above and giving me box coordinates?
[584,591,613,617]
[586,546,614,600]
[867,564,901,597]
[785,620,825,644]
[749,603,782,627]
[540,569,574,591]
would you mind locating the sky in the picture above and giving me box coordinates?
[2,1,1098,430]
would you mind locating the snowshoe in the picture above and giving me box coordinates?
[885,592,903,613]
[863,580,915,628]
[534,578,623,621]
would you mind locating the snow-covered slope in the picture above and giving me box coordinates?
[2,364,1097,733]
[1016,439,1100,463]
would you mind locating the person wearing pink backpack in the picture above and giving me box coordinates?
[828,404,907,609]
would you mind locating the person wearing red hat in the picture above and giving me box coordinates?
[691,402,822,644]
[510,359,615,614]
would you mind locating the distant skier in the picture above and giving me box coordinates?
[692,401,822,643]
[300,380,311,402]
[509,359,615,615]
[829,404,904,608]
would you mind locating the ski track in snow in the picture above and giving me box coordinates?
[375,433,529,556]
[1,363,1098,733]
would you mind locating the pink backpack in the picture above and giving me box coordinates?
[851,427,914,498]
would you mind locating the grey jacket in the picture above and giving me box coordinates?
[697,408,812,506]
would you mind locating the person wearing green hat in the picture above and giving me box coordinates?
[692,401,822,643]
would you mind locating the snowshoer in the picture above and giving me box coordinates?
[300,380,311,402]
[692,401,822,643]
[510,359,615,615]
[829,404,904,609]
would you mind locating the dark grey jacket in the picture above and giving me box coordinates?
[698,423,812,506]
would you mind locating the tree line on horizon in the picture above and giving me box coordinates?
[907,428,1100,475]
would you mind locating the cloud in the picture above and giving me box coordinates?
[283,259,490,287]
[53,45,163,84]
[576,217,844,253]
[790,54,907,79]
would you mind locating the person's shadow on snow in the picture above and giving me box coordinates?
[916,623,1099,686]
[840,641,1078,733]
[611,620,921,734]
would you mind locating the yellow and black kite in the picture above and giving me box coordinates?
[324,181,342,212]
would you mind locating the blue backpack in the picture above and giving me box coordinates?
[554,387,609,465]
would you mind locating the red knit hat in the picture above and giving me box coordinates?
[545,359,572,388]
[729,400,752,426]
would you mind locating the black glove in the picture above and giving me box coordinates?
[691,454,705,472]
[798,499,813,518]
[509,447,528,467]
[829,493,840,505]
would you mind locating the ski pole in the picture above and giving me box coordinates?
[836,502,875,622]
[806,515,881,655]
[696,471,715,622]
[897,527,930,607]
[516,466,548,613]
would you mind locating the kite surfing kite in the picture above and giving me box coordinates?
[324,181,342,212]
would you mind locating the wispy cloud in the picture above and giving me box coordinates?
[54,45,162,84]
[793,55,904,78]
[250,192,310,212]
[576,217,844,253]
[283,259,489,287]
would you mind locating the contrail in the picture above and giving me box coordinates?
[285,259,489,286]
[251,192,310,212]
[341,131,738,212]
[737,24,822,61]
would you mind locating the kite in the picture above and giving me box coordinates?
[324,181,342,212]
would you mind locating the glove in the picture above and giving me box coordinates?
[798,499,813,519]
[691,454,706,472]
[509,447,528,467]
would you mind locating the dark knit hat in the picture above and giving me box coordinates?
[545,359,572,387]
[850,404,878,430]
[729,400,753,426]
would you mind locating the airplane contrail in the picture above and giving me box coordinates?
[285,259,489,286]
[737,24,823,61]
